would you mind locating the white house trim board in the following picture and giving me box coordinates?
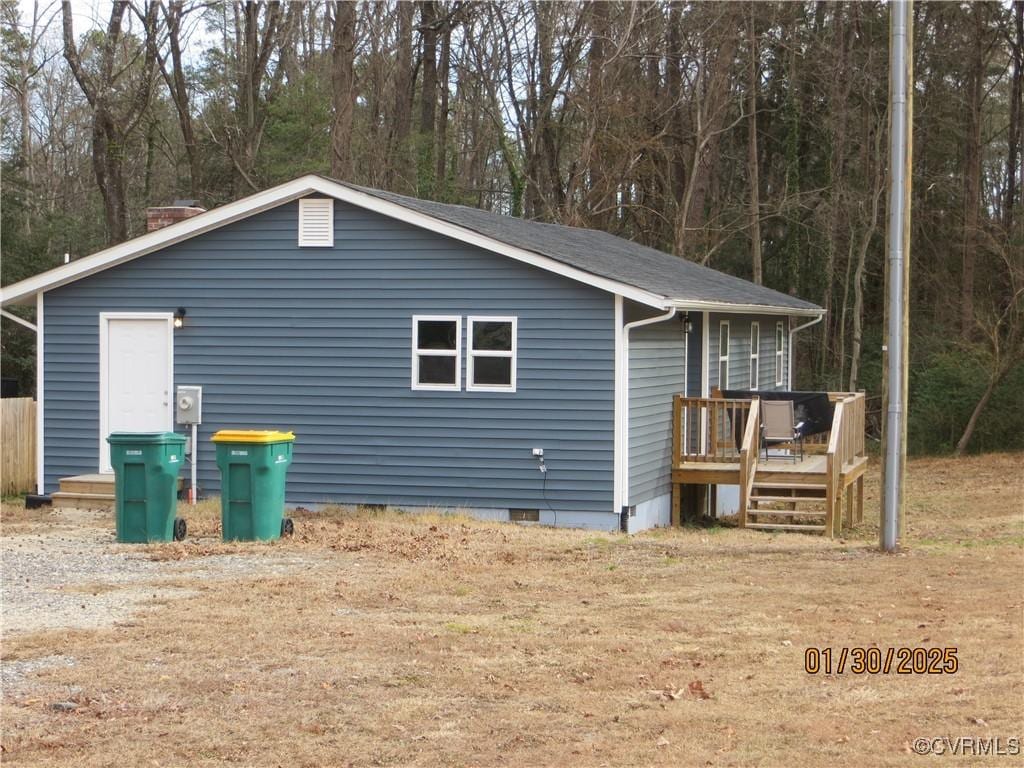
[749,321,760,389]
[0,175,827,318]
[36,292,44,494]
[612,295,624,515]
[620,306,678,509]
[0,175,665,310]
[98,313,175,473]
[701,311,710,453]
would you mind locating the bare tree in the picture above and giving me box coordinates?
[155,0,200,196]
[329,0,357,180]
[62,0,160,243]
[954,249,1024,455]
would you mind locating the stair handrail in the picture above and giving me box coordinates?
[825,399,847,536]
[738,396,760,527]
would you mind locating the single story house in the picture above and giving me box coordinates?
[0,174,824,532]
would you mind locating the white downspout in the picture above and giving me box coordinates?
[619,306,678,512]
[787,314,823,390]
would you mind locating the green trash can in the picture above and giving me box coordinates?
[107,432,188,543]
[212,430,295,541]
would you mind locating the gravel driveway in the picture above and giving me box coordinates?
[1,508,318,697]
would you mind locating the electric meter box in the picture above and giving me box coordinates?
[176,386,203,425]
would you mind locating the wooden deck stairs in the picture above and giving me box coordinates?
[670,391,869,537]
[51,473,185,511]
[52,474,116,511]
[745,472,829,534]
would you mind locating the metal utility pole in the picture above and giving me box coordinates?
[882,0,913,552]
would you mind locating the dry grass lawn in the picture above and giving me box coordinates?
[2,453,1022,766]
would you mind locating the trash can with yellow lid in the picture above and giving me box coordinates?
[211,430,295,541]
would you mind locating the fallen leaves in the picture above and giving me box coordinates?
[647,679,712,701]
[688,679,712,699]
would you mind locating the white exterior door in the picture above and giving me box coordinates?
[100,314,173,472]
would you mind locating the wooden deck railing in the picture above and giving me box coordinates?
[825,392,867,535]
[671,396,756,465]
[737,397,760,528]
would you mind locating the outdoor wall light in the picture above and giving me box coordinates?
[173,307,187,329]
[681,312,693,334]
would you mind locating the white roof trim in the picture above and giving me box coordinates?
[0,175,665,308]
[0,174,818,315]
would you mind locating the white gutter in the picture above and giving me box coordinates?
[667,299,823,318]
[618,305,679,511]
[1,308,37,331]
[787,314,823,390]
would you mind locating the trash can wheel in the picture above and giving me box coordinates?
[281,517,294,538]
[173,517,187,542]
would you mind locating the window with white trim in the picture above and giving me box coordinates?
[468,316,517,391]
[718,321,730,389]
[298,198,334,247]
[775,322,785,386]
[749,322,760,389]
[412,316,461,390]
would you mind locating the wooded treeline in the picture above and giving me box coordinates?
[2,0,1022,454]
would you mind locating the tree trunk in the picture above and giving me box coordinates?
[961,10,984,338]
[435,19,452,198]
[161,1,200,197]
[330,0,357,180]
[417,1,438,197]
[62,0,159,244]
[953,374,1000,456]
[388,1,415,192]
[673,11,738,258]
[1005,1,1023,232]
[746,3,762,284]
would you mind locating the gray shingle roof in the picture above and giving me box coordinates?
[337,179,821,313]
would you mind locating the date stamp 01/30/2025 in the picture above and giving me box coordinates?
[805,647,1021,758]
[804,646,959,675]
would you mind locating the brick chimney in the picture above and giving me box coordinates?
[146,199,206,232]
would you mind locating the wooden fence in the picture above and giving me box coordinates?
[1,398,36,495]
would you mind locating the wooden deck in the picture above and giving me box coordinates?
[670,392,868,537]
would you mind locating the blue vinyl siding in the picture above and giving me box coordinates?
[708,312,789,393]
[43,199,615,519]
[627,318,686,506]
[686,312,703,397]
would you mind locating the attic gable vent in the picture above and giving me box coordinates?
[298,198,334,247]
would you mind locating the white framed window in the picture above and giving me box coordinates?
[749,321,760,389]
[718,321,730,390]
[467,316,517,391]
[412,315,461,390]
[775,321,785,386]
[298,198,334,247]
